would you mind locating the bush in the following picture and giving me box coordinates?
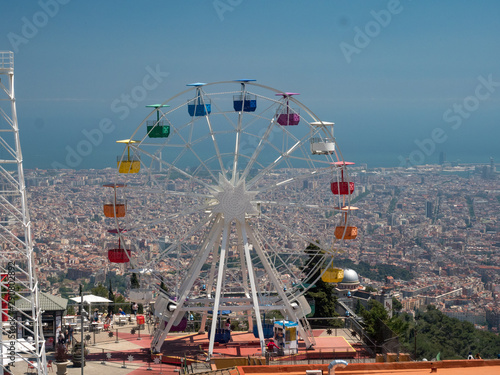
[54,344,69,363]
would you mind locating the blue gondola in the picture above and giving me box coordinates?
[187,83,211,116]
[253,323,274,339]
[233,79,257,112]
[233,94,257,112]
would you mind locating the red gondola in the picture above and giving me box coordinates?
[108,248,132,263]
[331,161,355,195]
[108,238,131,263]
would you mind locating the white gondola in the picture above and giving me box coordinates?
[310,121,335,155]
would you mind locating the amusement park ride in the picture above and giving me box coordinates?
[107,80,359,357]
[0,52,47,374]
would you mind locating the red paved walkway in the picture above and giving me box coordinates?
[83,329,358,375]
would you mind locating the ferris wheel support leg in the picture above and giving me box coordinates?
[199,228,224,334]
[208,220,231,357]
[245,223,314,349]
[240,222,266,354]
[235,222,253,333]
[152,216,224,353]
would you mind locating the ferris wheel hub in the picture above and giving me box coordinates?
[211,174,259,223]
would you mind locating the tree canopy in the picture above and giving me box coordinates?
[394,305,500,360]
[303,243,342,327]
[333,258,413,281]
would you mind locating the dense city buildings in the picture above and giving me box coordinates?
[25,163,500,332]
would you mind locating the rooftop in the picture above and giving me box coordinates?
[236,360,500,375]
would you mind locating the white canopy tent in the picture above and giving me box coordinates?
[70,295,113,322]
[70,295,112,304]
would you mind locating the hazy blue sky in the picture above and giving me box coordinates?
[1,0,499,169]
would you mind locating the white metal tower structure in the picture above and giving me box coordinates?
[0,51,47,374]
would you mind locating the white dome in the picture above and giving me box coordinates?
[340,269,359,284]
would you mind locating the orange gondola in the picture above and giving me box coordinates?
[103,183,126,218]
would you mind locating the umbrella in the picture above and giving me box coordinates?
[70,295,112,304]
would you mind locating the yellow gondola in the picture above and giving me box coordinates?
[116,139,140,174]
[321,266,344,283]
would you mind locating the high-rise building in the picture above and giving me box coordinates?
[439,151,446,165]
[426,201,433,219]
[387,213,395,226]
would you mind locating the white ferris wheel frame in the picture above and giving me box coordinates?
[112,81,355,356]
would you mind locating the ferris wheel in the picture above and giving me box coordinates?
[108,80,358,356]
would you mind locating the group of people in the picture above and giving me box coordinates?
[54,303,141,349]
[56,324,74,350]
[467,352,482,360]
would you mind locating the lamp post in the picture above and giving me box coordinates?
[80,285,84,375]
[414,321,418,361]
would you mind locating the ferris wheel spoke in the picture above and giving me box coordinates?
[141,213,217,273]
[153,217,224,351]
[240,119,277,182]
[246,139,302,189]
[204,115,227,177]
[255,166,332,196]
[154,127,221,183]
[259,212,332,255]
[244,222,314,348]
[236,221,250,296]
[249,226,305,287]
[252,227,324,302]
[132,145,217,193]
[140,189,211,200]
[231,85,254,181]
[258,200,323,210]
[125,202,210,235]
[247,122,330,189]
[232,120,242,183]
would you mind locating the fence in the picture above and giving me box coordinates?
[0,51,14,70]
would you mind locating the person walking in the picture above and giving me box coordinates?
[67,325,74,345]
[132,302,138,316]
[57,332,66,350]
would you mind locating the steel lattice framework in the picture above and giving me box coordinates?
[0,51,47,374]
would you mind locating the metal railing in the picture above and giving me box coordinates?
[0,51,14,70]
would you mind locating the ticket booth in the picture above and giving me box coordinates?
[273,320,298,355]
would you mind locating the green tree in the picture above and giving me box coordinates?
[114,294,131,314]
[360,299,389,344]
[392,296,402,315]
[303,243,341,327]
[91,284,109,299]
[59,286,72,299]
[390,305,500,360]
[354,299,365,315]
[266,310,284,321]
[159,280,168,293]
[108,280,115,302]
[130,273,140,289]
